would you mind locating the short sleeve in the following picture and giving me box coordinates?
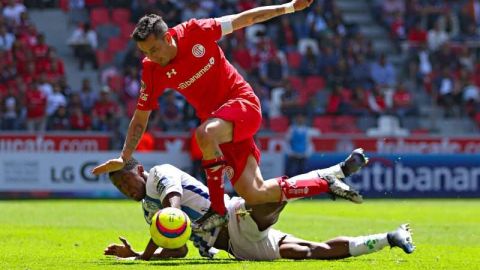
[149,165,183,203]
[186,18,222,42]
[137,60,162,110]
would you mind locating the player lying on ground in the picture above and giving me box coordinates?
[92,0,323,232]
[104,152,415,260]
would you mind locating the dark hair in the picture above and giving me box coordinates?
[131,14,168,41]
[108,158,140,181]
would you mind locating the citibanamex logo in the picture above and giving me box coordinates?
[192,44,205,57]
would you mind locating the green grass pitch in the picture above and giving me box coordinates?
[0,199,478,270]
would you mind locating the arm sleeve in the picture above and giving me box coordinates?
[186,18,223,41]
[137,60,162,111]
[149,165,184,203]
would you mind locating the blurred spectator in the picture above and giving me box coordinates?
[276,16,297,51]
[67,22,98,70]
[280,81,303,118]
[325,84,349,115]
[284,114,320,176]
[92,86,119,131]
[70,105,92,130]
[32,33,49,60]
[299,45,321,77]
[370,54,396,88]
[47,105,70,131]
[46,83,67,116]
[434,67,461,117]
[407,20,428,46]
[2,0,26,24]
[1,85,22,130]
[159,90,183,131]
[0,24,15,51]
[348,86,370,116]
[259,52,288,89]
[392,82,416,117]
[382,0,405,26]
[123,67,140,100]
[427,19,449,51]
[181,1,208,21]
[78,78,97,111]
[368,86,387,116]
[136,126,155,152]
[349,55,372,89]
[306,4,329,39]
[154,0,181,25]
[25,83,47,132]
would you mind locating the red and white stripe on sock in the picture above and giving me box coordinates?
[277,171,330,201]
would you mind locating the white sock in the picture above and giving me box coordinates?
[316,164,345,179]
[348,233,389,256]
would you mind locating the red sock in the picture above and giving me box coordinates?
[202,157,227,215]
[277,171,330,201]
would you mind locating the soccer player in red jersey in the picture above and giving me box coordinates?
[93,0,366,231]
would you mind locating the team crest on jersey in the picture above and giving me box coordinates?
[223,166,234,181]
[192,44,205,58]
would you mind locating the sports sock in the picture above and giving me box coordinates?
[277,171,330,201]
[202,156,227,216]
[347,233,389,256]
[315,164,345,179]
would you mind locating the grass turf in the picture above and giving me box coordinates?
[0,199,478,270]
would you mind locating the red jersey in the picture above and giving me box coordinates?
[137,18,255,120]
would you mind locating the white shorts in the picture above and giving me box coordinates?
[226,197,288,260]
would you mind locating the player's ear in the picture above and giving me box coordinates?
[163,32,173,45]
[137,165,144,174]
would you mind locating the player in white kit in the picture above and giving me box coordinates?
[104,152,414,261]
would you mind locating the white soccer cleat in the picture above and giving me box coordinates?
[387,223,416,254]
[325,175,363,204]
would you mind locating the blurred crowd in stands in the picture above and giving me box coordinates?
[1,0,480,139]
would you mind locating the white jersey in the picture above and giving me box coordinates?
[141,164,223,256]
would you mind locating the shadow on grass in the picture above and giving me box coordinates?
[95,257,342,267]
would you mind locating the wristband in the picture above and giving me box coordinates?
[283,2,295,14]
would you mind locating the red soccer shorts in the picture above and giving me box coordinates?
[219,137,261,186]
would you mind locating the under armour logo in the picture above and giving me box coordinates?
[166,68,177,78]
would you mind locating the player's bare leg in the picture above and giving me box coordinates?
[278,224,415,260]
[194,118,233,230]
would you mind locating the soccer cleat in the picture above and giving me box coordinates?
[191,207,228,233]
[325,175,363,204]
[341,148,369,177]
[387,224,416,254]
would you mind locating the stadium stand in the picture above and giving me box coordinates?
[1,0,479,144]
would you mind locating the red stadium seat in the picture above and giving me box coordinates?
[288,75,304,91]
[286,51,302,70]
[332,115,360,134]
[90,8,110,28]
[85,0,103,8]
[269,116,290,133]
[120,22,135,40]
[59,0,69,12]
[107,37,127,53]
[313,116,334,133]
[96,50,113,67]
[112,8,131,25]
[305,75,325,94]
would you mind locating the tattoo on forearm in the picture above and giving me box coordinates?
[252,7,284,24]
[125,124,144,151]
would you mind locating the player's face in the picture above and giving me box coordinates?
[112,168,146,201]
[137,33,175,66]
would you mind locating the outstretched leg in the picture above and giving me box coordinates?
[279,224,415,260]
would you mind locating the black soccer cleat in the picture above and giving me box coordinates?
[341,148,369,177]
[325,175,363,204]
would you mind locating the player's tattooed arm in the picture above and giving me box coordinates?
[121,109,151,161]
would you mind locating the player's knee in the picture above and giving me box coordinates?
[195,126,215,147]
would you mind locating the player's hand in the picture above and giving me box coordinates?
[104,237,138,258]
[291,0,314,11]
[91,157,125,175]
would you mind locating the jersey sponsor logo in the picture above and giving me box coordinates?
[178,57,215,90]
[223,166,234,182]
[166,68,177,78]
[192,44,205,58]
